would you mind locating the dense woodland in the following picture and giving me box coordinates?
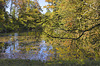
[0,0,100,62]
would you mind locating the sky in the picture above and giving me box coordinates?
[6,0,48,14]
[38,0,48,14]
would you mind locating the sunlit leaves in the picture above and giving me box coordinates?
[27,16,34,20]
[44,0,100,61]
[45,0,53,2]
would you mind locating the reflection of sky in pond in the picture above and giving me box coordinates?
[5,33,20,53]
[3,33,53,62]
[38,40,53,62]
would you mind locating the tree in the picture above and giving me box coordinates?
[0,0,4,32]
[43,0,100,60]
[0,0,10,32]
[0,0,43,33]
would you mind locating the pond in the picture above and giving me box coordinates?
[0,33,54,62]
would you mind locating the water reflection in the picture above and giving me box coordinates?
[1,33,53,62]
[5,33,20,53]
[38,40,53,62]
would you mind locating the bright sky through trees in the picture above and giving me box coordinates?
[6,0,48,14]
[38,0,48,14]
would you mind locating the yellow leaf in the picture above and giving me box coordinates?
[56,47,59,50]
[43,6,47,8]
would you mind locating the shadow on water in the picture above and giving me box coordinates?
[0,33,53,62]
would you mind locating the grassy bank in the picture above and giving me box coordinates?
[0,59,100,66]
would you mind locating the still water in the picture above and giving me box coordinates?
[0,33,53,62]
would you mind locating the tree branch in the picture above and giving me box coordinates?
[44,23,100,40]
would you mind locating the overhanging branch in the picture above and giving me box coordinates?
[44,23,100,40]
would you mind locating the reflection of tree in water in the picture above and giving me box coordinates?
[0,33,53,62]
[34,25,43,41]
[38,40,53,62]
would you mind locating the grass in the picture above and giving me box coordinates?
[0,59,100,66]
[0,59,44,66]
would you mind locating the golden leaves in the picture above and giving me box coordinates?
[45,0,53,2]
[44,4,55,8]
[64,22,73,27]
[49,5,55,8]
[56,47,59,50]
[43,6,47,8]
[66,0,69,1]
[26,47,30,52]
[49,57,52,60]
